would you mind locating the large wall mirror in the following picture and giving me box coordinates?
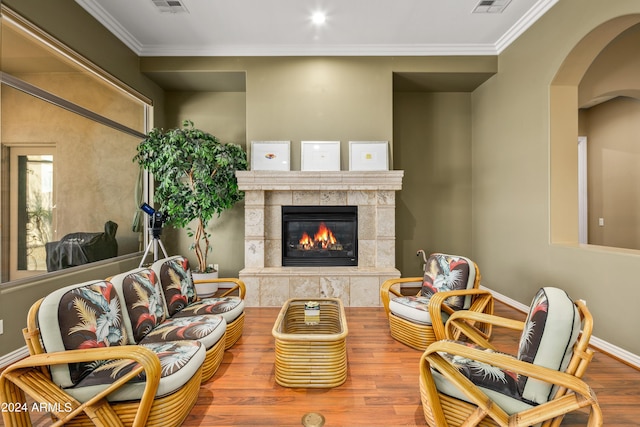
[0,7,150,283]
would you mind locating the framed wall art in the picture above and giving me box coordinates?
[349,141,389,171]
[301,141,341,171]
[250,141,291,171]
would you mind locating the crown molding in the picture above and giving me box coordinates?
[138,43,499,57]
[495,0,559,53]
[75,0,143,54]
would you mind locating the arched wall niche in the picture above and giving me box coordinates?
[550,14,640,245]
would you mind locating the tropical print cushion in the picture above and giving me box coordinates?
[431,340,535,415]
[139,314,226,350]
[112,268,167,343]
[421,253,476,310]
[55,280,128,385]
[516,287,581,404]
[388,295,435,324]
[65,340,205,403]
[169,296,245,323]
[152,256,197,317]
[439,341,523,401]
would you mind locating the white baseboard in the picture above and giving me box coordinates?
[0,346,29,369]
[482,286,640,370]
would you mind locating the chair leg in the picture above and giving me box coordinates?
[1,380,32,427]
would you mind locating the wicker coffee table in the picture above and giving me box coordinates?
[272,298,348,388]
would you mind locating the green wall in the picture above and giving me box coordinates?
[471,0,640,354]
[394,92,473,276]
[141,56,492,282]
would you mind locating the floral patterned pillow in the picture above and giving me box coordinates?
[153,256,197,317]
[420,253,474,310]
[56,280,128,385]
[119,268,166,343]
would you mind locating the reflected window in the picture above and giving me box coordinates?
[9,149,54,276]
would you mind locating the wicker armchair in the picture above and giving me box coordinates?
[151,255,246,349]
[380,252,494,350]
[0,283,205,427]
[419,287,602,427]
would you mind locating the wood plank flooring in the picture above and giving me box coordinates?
[182,301,640,427]
[3,300,639,426]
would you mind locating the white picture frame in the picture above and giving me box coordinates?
[349,141,389,171]
[301,141,341,171]
[250,141,291,171]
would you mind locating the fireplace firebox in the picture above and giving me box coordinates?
[282,206,357,266]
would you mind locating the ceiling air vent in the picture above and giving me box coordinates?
[472,0,512,13]
[151,0,189,14]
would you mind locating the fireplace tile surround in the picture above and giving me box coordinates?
[236,170,403,307]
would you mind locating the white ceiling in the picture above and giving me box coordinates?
[75,0,559,57]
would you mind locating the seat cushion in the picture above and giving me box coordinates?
[110,267,167,344]
[388,295,434,325]
[38,280,129,388]
[169,296,245,324]
[431,341,535,415]
[138,314,226,350]
[516,287,581,404]
[64,340,205,403]
[151,256,198,317]
[421,253,476,310]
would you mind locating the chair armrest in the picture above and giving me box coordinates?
[380,277,422,315]
[420,341,602,426]
[0,346,161,427]
[444,309,525,350]
[428,289,494,341]
[194,277,246,299]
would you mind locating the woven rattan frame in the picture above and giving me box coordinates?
[224,311,245,349]
[418,299,603,427]
[195,277,246,350]
[2,365,202,427]
[272,298,348,388]
[0,298,203,427]
[201,332,226,382]
[380,259,494,351]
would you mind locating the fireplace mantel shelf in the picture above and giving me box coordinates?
[236,170,404,191]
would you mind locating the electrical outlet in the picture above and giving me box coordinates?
[599,217,605,226]
[214,264,219,272]
[0,319,3,335]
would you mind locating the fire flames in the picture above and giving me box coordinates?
[299,222,339,250]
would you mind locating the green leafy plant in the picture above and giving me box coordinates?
[133,120,247,272]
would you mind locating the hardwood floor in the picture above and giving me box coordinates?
[4,301,639,426]
[182,301,640,427]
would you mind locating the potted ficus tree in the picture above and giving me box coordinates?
[134,120,247,290]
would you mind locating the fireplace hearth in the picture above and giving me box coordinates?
[282,206,357,266]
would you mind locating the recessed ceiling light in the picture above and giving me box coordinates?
[311,11,327,25]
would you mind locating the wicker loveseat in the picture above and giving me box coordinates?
[0,263,235,426]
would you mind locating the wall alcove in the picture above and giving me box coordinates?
[550,14,640,248]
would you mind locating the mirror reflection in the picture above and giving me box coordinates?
[1,10,150,283]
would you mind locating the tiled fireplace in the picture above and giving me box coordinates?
[236,170,403,307]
